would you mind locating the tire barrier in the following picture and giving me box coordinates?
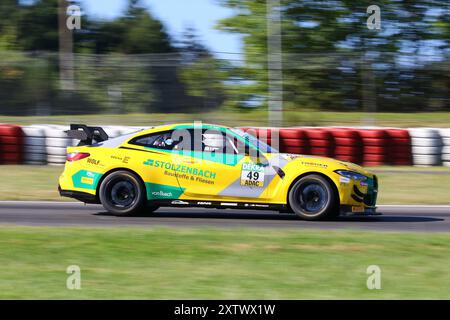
[408,128,442,166]
[439,128,450,167]
[21,126,46,165]
[279,128,309,154]
[239,127,273,144]
[0,124,23,164]
[356,129,389,166]
[1,124,450,167]
[328,128,362,164]
[304,128,334,157]
[385,129,412,166]
[31,125,76,165]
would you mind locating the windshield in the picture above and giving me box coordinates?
[230,128,279,154]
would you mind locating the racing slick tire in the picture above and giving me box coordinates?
[99,170,150,216]
[288,174,338,221]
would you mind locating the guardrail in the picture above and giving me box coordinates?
[0,124,449,167]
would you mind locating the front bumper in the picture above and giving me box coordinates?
[338,173,378,207]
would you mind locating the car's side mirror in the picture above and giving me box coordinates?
[256,155,270,167]
[246,148,269,167]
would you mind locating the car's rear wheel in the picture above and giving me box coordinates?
[99,170,155,216]
[288,174,337,220]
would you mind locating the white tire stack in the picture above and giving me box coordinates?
[118,126,145,135]
[439,128,450,167]
[33,125,75,165]
[103,126,123,139]
[408,128,442,166]
[21,126,47,165]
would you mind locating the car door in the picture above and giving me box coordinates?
[126,130,185,200]
[174,128,277,201]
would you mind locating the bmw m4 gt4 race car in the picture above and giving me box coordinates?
[59,123,379,220]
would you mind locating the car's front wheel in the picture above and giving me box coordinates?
[288,174,337,220]
[99,170,152,216]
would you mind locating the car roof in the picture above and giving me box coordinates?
[136,123,232,136]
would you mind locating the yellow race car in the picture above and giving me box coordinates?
[59,123,378,220]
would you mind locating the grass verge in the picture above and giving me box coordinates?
[0,226,449,299]
[1,111,450,127]
[1,165,450,204]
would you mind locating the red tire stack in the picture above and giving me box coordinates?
[239,127,272,144]
[357,129,389,166]
[329,128,363,164]
[279,128,309,154]
[0,124,24,164]
[304,128,334,157]
[385,129,412,165]
[239,127,278,154]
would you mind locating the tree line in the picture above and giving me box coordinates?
[0,0,448,115]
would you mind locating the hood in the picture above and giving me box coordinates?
[278,153,372,176]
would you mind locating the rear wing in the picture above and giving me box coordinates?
[66,124,109,146]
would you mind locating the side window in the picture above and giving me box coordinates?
[201,130,240,155]
[130,131,177,150]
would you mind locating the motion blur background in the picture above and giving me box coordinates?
[0,0,448,126]
[0,1,450,300]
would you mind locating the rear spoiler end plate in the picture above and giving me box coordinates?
[66,124,109,146]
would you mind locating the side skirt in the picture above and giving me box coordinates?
[149,199,288,211]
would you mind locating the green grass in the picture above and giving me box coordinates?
[0,165,66,201]
[0,226,449,299]
[372,166,450,204]
[1,111,450,127]
[1,165,450,204]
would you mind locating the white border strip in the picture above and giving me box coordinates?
[0,201,450,208]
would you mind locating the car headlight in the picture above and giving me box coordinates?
[335,170,368,182]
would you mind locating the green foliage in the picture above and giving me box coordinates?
[89,1,173,54]
[217,0,450,111]
[74,53,154,114]
[0,0,448,115]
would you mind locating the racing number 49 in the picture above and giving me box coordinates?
[247,171,260,180]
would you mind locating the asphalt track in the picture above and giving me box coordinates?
[0,201,450,232]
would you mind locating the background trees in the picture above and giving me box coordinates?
[0,0,448,115]
[217,0,449,112]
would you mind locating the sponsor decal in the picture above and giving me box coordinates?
[80,177,94,185]
[87,158,100,165]
[152,191,173,198]
[240,162,265,187]
[244,203,269,208]
[283,154,302,160]
[111,155,123,161]
[144,159,216,179]
[250,204,269,208]
[301,161,328,168]
[72,170,102,190]
[123,156,130,164]
[145,182,185,200]
[171,200,189,205]
[86,171,95,178]
[220,202,238,206]
[340,177,351,184]
[197,202,212,205]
